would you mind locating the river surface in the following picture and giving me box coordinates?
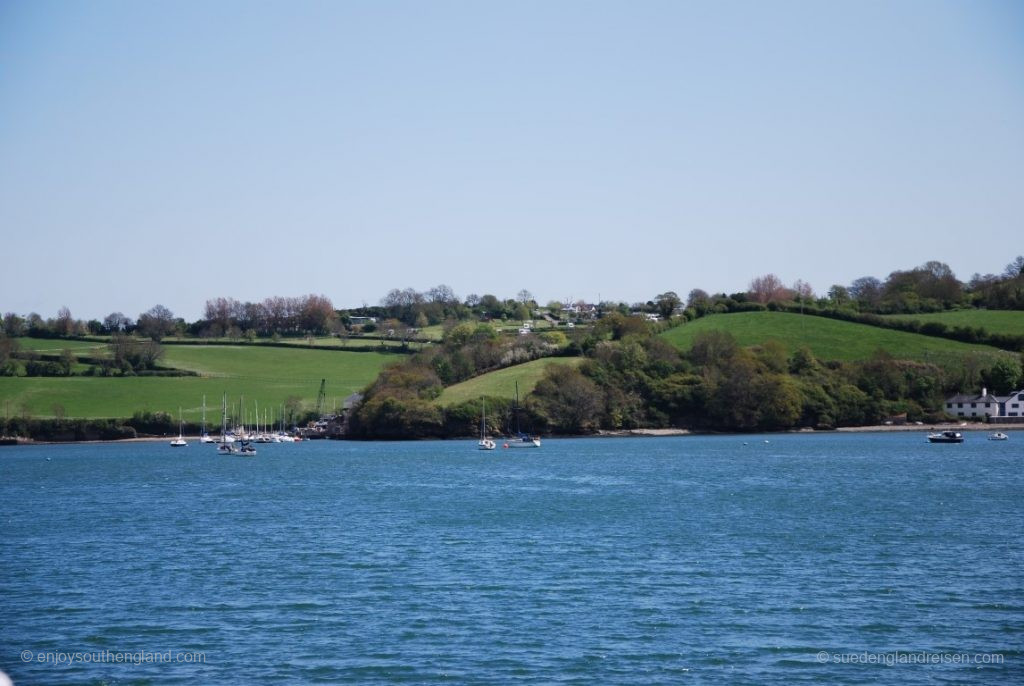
[1,433,1022,684]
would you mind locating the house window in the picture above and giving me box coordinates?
[958,403,964,408]
[946,403,953,409]
[971,403,976,408]
[1012,403,1020,409]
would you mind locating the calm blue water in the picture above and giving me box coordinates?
[1,433,1021,684]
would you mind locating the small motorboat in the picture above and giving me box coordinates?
[988,432,1009,441]
[927,431,964,443]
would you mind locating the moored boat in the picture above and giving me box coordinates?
[927,431,964,443]
[504,381,540,449]
[170,409,187,447]
[988,432,1009,441]
[478,397,496,451]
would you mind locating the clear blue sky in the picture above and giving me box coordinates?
[2,0,1022,321]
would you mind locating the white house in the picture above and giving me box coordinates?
[999,390,1024,418]
[945,388,1024,419]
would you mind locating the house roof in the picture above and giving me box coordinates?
[946,393,998,404]
[946,390,1024,404]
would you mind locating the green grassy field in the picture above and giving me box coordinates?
[661,312,1010,363]
[882,310,1024,336]
[13,337,109,354]
[436,357,584,407]
[0,346,396,420]
[158,335,423,351]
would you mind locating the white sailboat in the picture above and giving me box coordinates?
[170,408,187,447]
[478,397,496,451]
[217,393,239,454]
[505,381,541,448]
[199,394,214,443]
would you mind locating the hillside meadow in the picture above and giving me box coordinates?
[881,310,1024,336]
[435,357,584,407]
[660,311,1010,364]
[0,345,396,420]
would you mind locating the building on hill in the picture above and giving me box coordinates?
[945,388,1024,420]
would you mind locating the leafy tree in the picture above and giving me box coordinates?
[55,306,76,336]
[688,330,740,368]
[59,348,75,376]
[137,304,175,341]
[756,374,802,428]
[2,313,25,336]
[755,340,788,373]
[298,294,336,333]
[103,312,133,333]
[427,284,458,304]
[109,333,163,371]
[687,289,710,309]
[981,358,1022,395]
[1004,256,1024,279]
[849,276,882,307]
[478,294,501,314]
[704,350,761,430]
[655,291,681,320]
[530,365,604,433]
[827,285,850,307]
[0,335,20,375]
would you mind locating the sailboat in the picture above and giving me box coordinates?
[217,393,239,454]
[170,408,187,447]
[505,381,541,448]
[478,398,496,451]
[199,394,214,443]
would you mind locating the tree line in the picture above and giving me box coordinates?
[4,255,1019,344]
[722,256,1024,314]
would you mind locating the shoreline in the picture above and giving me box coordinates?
[4,423,1017,446]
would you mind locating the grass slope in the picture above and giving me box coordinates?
[882,310,1024,336]
[0,347,395,420]
[661,311,1009,363]
[436,357,583,407]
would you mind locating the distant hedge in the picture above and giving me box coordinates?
[1,418,137,441]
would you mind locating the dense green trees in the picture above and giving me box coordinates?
[521,330,964,434]
[346,323,568,438]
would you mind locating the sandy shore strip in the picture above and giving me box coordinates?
[835,423,1019,433]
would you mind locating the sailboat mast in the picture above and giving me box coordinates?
[515,381,521,435]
